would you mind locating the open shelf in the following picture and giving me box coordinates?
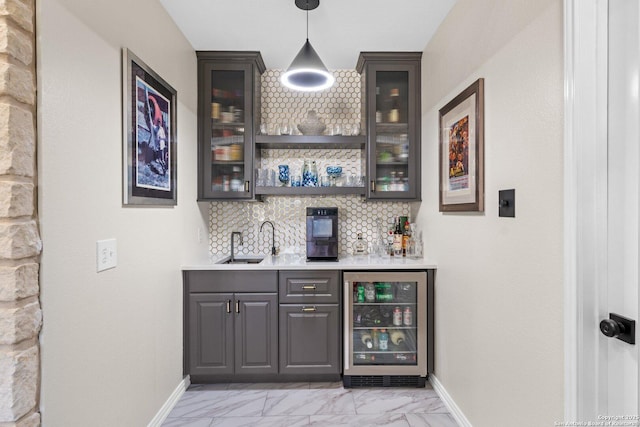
[255,135,365,149]
[255,186,365,196]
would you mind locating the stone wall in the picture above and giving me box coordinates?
[0,0,40,426]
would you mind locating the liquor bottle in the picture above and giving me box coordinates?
[361,331,373,349]
[402,220,411,257]
[371,328,379,350]
[393,217,403,256]
[390,329,406,345]
[379,329,389,350]
[375,86,382,123]
[357,283,365,303]
[353,233,368,256]
[389,88,400,123]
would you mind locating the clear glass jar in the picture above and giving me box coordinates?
[302,160,318,187]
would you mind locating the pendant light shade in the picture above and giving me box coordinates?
[281,0,334,91]
[281,39,335,91]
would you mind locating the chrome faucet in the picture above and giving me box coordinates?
[230,231,243,262]
[259,221,276,256]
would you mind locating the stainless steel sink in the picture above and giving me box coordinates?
[219,257,264,264]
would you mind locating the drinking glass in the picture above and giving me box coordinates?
[291,174,302,187]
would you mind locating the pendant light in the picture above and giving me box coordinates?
[281,0,335,91]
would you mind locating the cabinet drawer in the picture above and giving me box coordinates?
[185,270,278,293]
[278,270,339,303]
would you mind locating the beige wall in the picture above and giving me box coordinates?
[36,0,208,425]
[417,0,564,425]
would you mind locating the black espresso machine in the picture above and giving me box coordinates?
[306,207,339,261]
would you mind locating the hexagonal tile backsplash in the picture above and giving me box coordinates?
[208,69,410,256]
[209,196,411,256]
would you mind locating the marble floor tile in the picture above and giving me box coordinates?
[263,389,356,416]
[209,415,310,426]
[166,383,460,427]
[162,417,214,427]
[309,413,410,426]
[228,382,311,391]
[405,413,459,427]
[351,389,447,414]
[167,390,268,418]
[308,381,344,390]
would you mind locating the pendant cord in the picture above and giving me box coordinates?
[306,0,309,40]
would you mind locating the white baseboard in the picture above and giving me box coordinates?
[148,375,190,427]
[430,374,472,427]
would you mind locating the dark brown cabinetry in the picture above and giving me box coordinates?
[357,52,422,201]
[184,271,277,381]
[197,51,265,200]
[278,271,341,376]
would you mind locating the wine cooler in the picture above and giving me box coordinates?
[343,271,431,387]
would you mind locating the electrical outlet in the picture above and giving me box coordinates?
[96,239,117,272]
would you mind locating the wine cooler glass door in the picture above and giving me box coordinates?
[344,271,427,376]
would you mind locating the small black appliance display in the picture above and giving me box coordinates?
[306,207,339,261]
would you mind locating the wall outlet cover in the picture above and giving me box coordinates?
[96,239,117,272]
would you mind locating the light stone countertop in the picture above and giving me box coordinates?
[182,254,437,271]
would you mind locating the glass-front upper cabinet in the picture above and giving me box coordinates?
[197,52,265,200]
[357,53,422,201]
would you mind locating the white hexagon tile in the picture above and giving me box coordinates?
[209,196,411,256]
[208,69,410,256]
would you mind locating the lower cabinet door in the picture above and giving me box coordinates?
[188,293,234,376]
[235,293,278,375]
[279,304,340,375]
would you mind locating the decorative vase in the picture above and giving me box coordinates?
[302,160,318,187]
[297,110,326,136]
[278,165,289,186]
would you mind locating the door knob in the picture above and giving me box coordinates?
[600,319,624,338]
[600,313,636,345]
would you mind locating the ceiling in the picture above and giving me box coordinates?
[158,0,458,70]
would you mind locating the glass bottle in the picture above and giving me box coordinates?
[390,329,406,346]
[393,217,403,256]
[353,233,368,256]
[230,166,242,192]
[371,328,379,350]
[379,329,389,350]
[361,331,373,349]
[302,160,318,187]
[388,88,400,123]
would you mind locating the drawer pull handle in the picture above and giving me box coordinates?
[226,300,231,313]
[302,285,317,290]
[302,306,317,312]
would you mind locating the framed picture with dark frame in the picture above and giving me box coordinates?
[439,78,484,212]
[122,48,177,206]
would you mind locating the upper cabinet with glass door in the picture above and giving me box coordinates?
[357,53,422,201]
[197,52,265,200]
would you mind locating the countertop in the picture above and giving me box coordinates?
[182,254,437,271]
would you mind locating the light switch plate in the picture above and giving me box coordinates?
[499,189,515,218]
[96,239,117,272]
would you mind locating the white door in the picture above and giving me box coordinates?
[605,0,639,416]
[567,0,640,421]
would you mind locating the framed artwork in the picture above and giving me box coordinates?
[122,48,177,205]
[439,78,484,212]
